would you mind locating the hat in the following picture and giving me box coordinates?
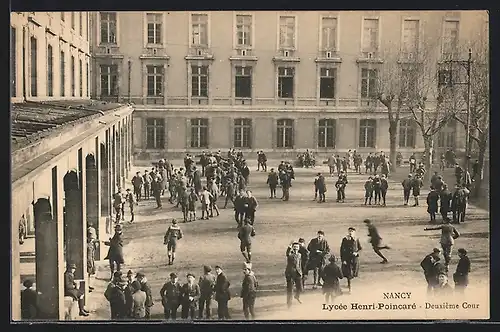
[170,272,178,278]
[187,273,195,278]
[23,279,34,288]
[172,219,177,224]
[136,272,145,278]
[127,270,134,276]
[458,248,467,255]
[114,271,123,279]
[348,227,356,231]
[298,238,305,243]
[214,265,222,270]
[126,188,130,191]
[131,280,142,291]
[203,265,212,273]
[432,248,441,253]
[67,263,77,269]
[363,219,371,224]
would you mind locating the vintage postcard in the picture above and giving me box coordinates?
[11,10,489,322]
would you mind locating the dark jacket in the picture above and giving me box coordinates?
[285,250,302,278]
[199,273,216,297]
[215,273,231,302]
[238,224,256,243]
[420,254,438,275]
[21,288,38,319]
[240,273,258,298]
[141,281,154,307]
[321,262,343,294]
[427,191,440,214]
[440,189,452,214]
[108,285,128,319]
[454,256,471,286]
[181,283,201,305]
[267,172,279,186]
[104,232,125,263]
[160,281,182,307]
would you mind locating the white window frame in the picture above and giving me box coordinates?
[319,67,337,100]
[318,118,336,148]
[277,13,298,51]
[441,19,460,57]
[360,16,381,53]
[191,64,209,98]
[143,12,166,48]
[359,119,377,148]
[99,64,118,96]
[233,118,252,148]
[146,118,166,149]
[319,14,340,52]
[233,12,255,49]
[398,118,416,148]
[277,66,295,99]
[276,118,294,149]
[360,67,378,99]
[97,12,120,46]
[400,17,422,55]
[145,64,165,97]
[190,118,209,148]
[189,12,211,48]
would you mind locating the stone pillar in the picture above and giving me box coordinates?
[121,126,126,185]
[11,211,21,320]
[85,154,99,260]
[63,171,84,280]
[128,116,132,171]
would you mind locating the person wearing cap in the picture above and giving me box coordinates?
[307,231,331,289]
[380,174,389,206]
[113,187,125,222]
[340,228,362,293]
[104,224,125,281]
[265,168,278,199]
[420,248,442,294]
[453,248,471,293]
[106,275,129,320]
[426,186,440,222]
[143,170,152,200]
[321,255,343,303]
[372,174,382,205]
[451,185,468,224]
[87,226,98,292]
[285,242,303,308]
[238,218,256,263]
[132,171,144,202]
[136,272,154,319]
[181,273,201,319]
[198,265,216,319]
[125,188,137,223]
[214,266,231,319]
[21,279,38,319]
[439,184,452,222]
[64,263,90,316]
[401,174,413,206]
[286,239,310,288]
[160,273,182,320]
[241,263,258,319]
[410,173,423,207]
[409,153,417,173]
[315,173,327,203]
[188,187,200,221]
[364,176,374,205]
[126,270,135,284]
[208,178,220,218]
[424,219,460,267]
[199,186,213,220]
[130,280,147,319]
[335,173,348,203]
[151,173,163,209]
[164,219,183,265]
[434,273,453,296]
[364,219,391,264]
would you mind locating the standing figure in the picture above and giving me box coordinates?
[164,219,183,265]
[160,273,182,320]
[132,172,144,202]
[152,176,163,209]
[130,280,146,319]
[188,188,199,221]
[340,227,362,293]
[426,187,440,222]
[238,218,256,263]
[372,175,381,205]
[316,173,327,203]
[321,256,343,304]
[401,174,412,206]
[104,224,125,280]
[136,272,154,319]
[424,220,460,267]
[285,242,303,308]
[143,170,152,200]
[208,180,220,218]
[198,265,216,319]
[240,263,258,320]
[307,231,331,289]
[411,175,423,207]
[87,227,98,292]
[105,274,129,320]
[380,174,389,206]
[199,187,213,220]
[214,266,231,320]
[245,191,258,225]
[439,184,452,221]
[233,191,246,227]
[181,273,201,319]
[125,188,136,223]
[364,219,390,264]
[21,279,38,319]
[19,214,27,245]
[451,186,468,224]
[113,188,124,222]
[453,248,470,294]
[364,177,374,205]
[420,248,442,294]
[267,168,279,198]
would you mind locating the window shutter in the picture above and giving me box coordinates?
[186,118,191,149]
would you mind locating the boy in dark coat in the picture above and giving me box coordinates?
[266,168,279,198]
[241,263,258,320]
[364,176,374,205]
[321,255,343,303]
[21,279,38,319]
[411,175,423,206]
[340,227,362,293]
[181,273,201,319]
[214,266,231,320]
[307,231,330,288]
[380,174,389,206]
[372,175,382,204]
[104,224,125,280]
[420,248,441,294]
[364,219,390,264]
[426,186,440,222]
[401,174,412,205]
[439,184,452,221]
[453,248,471,293]
[136,272,154,319]
[160,273,182,320]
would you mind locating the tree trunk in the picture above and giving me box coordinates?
[473,139,487,199]
[422,135,433,183]
[388,120,398,173]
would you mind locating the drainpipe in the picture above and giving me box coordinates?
[22,25,27,102]
[127,59,132,102]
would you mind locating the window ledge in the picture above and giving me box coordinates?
[139,55,170,60]
[145,44,165,49]
[315,57,342,63]
[273,56,300,63]
[229,56,258,61]
[185,55,215,61]
[45,27,57,36]
[94,53,124,59]
[356,57,384,64]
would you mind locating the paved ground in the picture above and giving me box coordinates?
[80,161,490,321]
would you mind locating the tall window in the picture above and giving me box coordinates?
[79,59,83,97]
[79,12,83,36]
[362,18,379,52]
[359,119,376,148]
[318,119,336,148]
[402,19,419,54]
[30,37,37,97]
[321,17,337,50]
[147,65,164,96]
[361,68,378,98]
[191,65,208,97]
[399,119,416,148]
[277,119,294,148]
[86,62,90,97]
[278,67,294,98]
[191,14,208,47]
[71,56,75,97]
[60,51,65,96]
[401,67,417,98]
[100,65,118,96]
[71,12,75,29]
[100,12,117,44]
[235,66,252,98]
[47,45,53,97]
[147,13,162,45]
[279,16,295,49]
[438,120,456,149]
[10,27,16,97]
[320,68,336,99]
[191,118,209,148]
[146,118,165,149]
[234,118,252,148]
[442,20,459,58]
[236,15,252,47]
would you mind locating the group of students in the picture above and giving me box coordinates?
[312,172,349,203]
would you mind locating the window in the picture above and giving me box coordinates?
[47,45,53,97]
[438,120,456,149]
[361,68,378,98]
[318,119,336,148]
[60,51,65,96]
[191,118,209,148]
[191,65,208,97]
[236,15,252,47]
[61,12,65,21]
[146,65,164,96]
[278,67,294,98]
[146,118,165,149]
[79,12,83,36]
[438,69,453,87]
[277,119,294,148]
[359,119,376,148]
[191,14,208,47]
[321,17,337,50]
[234,118,252,148]
[100,12,117,44]
[30,37,37,97]
[79,59,83,97]
[442,20,459,57]
[279,16,295,49]
[399,119,416,148]
[147,13,162,45]
[402,19,419,54]
[71,56,75,97]
[320,68,336,99]
[235,66,252,98]
[71,12,75,29]
[362,18,379,52]
[86,62,90,97]
[401,67,417,98]
[100,65,118,96]
[10,27,16,97]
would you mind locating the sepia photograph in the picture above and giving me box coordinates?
[10,9,490,322]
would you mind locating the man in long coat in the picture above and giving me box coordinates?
[214,265,231,320]
[340,227,362,293]
[104,224,125,281]
[307,231,330,288]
